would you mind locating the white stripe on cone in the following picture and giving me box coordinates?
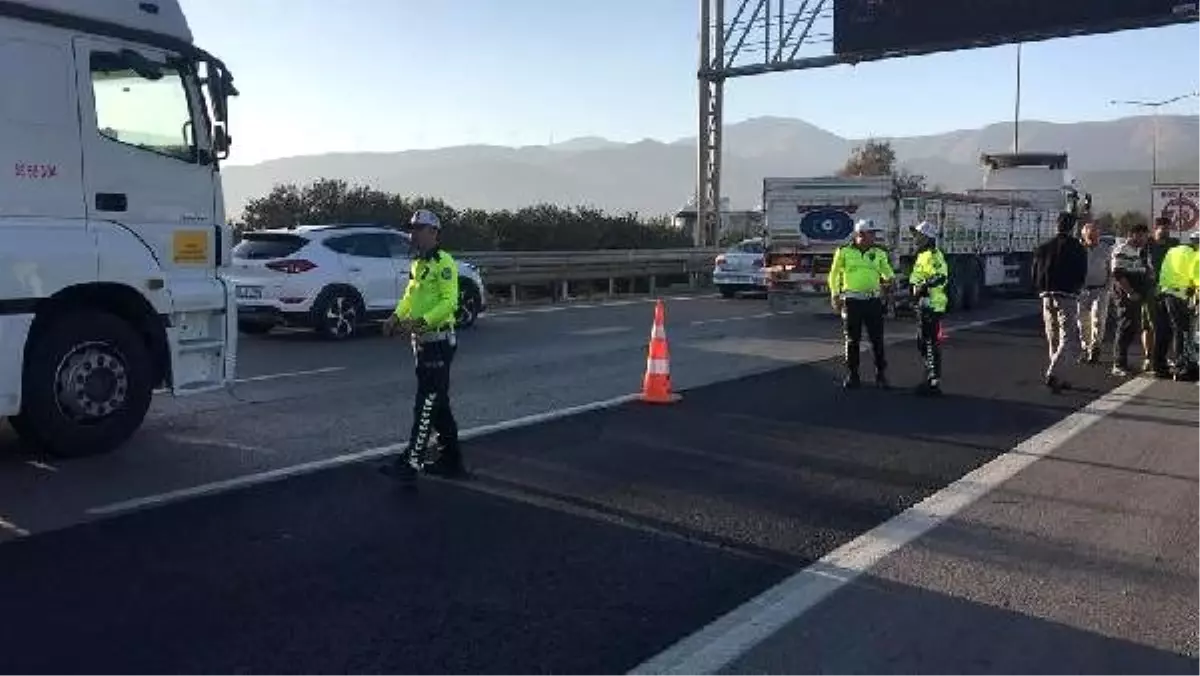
[646,358,670,375]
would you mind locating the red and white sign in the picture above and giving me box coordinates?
[1152,183,1199,234]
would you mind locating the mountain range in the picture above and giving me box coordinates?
[222,114,1199,220]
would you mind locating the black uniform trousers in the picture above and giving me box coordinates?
[842,297,887,377]
[1153,294,1196,374]
[406,337,460,466]
[1112,292,1143,369]
[916,307,943,385]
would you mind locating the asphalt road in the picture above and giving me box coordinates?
[0,293,1192,674]
[0,293,1034,536]
[722,379,1199,675]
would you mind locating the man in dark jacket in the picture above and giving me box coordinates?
[1032,212,1089,393]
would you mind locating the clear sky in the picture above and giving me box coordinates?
[179,0,1200,166]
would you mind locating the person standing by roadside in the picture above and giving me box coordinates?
[1152,230,1200,381]
[1109,224,1153,377]
[908,221,949,396]
[1076,222,1113,364]
[379,209,468,484]
[1031,212,1088,393]
[1143,217,1180,371]
[828,219,895,389]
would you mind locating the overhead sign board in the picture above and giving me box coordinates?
[834,0,1198,60]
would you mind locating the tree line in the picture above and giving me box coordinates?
[235,179,692,251]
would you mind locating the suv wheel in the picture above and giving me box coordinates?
[313,287,364,340]
[456,285,481,329]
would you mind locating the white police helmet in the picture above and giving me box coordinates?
[853,218,881,234]
[409,209,442,230]
[912,221,938,239]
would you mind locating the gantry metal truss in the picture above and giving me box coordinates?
[696,0,838,246]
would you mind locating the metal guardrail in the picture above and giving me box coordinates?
[459,248,722,286]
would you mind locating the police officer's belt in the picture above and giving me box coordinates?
[414,329,456,343]
[841,291,881,300]
[1161,287,1192,301]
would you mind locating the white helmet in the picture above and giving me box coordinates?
[409,209,441,230]
[912,221,938,239]
[853,218,881,234]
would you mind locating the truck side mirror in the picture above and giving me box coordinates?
[213,126,231,160]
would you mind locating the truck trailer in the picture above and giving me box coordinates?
[762,152,1093,316]
[0,0,238,457]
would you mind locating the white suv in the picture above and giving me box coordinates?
[227,224,487,339]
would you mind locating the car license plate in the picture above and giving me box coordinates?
[236,286,262,300]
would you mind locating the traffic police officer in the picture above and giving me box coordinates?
[1153,230,1200,381]
[380,209,467,482]
[829,218,895,389]
[909,221,949,395]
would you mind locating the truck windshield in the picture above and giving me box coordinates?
[91,53,195,162]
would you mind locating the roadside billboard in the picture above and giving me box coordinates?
[1151,183,1199,236]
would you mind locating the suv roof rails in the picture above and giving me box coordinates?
[310,222,404,231]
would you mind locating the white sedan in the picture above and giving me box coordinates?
[713,238,768,298]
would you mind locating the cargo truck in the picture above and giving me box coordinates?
[763,152,1093,316]
[0,0,238,457]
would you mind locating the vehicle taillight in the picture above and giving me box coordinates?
[715,255,727,266]
[266,259,318,274]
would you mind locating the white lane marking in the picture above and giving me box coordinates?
[151,366,347,395]
[0,516,29,537]
[164,435,276,455]
[87,393,641,517]
[234,366,346,384]
[487,294,719,318]
[570,326,634,337]
[628,375,1154,675]
[25,460,58,473]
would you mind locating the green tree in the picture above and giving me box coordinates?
[839,138,927,192]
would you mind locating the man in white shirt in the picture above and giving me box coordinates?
[1077,222,1112,364]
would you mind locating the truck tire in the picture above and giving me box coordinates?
[13,310,154,458]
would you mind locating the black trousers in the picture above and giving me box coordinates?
[1112,293,1143,368]
[1153,294,1196,372]
[916,307,943,385]
[407,338,460,465]
[843,297,887,376]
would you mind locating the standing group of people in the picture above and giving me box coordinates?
[827,212,1199,397]
[1035,213,1199,392]
[827,218,949,396]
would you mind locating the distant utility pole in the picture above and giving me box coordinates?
[1109,92,1199,183]
[1012,43,1022,153]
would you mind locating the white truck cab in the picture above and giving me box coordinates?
[0,0,238,457]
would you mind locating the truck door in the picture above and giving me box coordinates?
[73,37,230,391]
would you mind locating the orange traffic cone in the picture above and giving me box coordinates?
[642,299,681,404]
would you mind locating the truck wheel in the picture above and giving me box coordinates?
[962,262,984,311]
[14,310,154,458]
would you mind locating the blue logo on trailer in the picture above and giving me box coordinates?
[799,209,854,241]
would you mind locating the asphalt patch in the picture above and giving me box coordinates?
[0,316,1120,674]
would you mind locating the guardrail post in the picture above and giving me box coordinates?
[560,279,569,301]
[509,284,519,306]
[608,277,615,297]
[649,275,656,296]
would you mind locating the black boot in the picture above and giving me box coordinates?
[424,445,469,479]
[379,452,419,485]
[914,380,942,396]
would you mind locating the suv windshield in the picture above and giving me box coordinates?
[233,233,308,260]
